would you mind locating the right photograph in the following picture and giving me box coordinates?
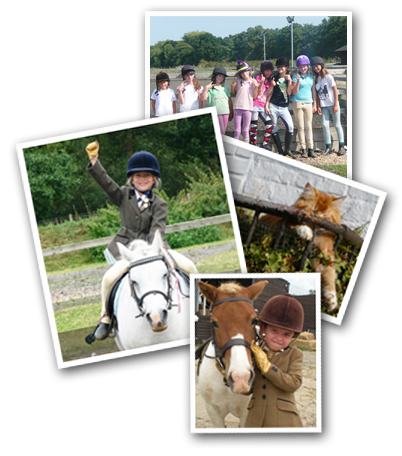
[223,137,386,324]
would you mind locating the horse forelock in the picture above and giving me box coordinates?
[218,281,244,296]
[129,239,160,258]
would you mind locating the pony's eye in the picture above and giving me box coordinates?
[251,318,258,326]
[211,320,219,329]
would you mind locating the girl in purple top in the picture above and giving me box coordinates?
[230,60,259,142]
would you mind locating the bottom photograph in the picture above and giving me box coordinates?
[190,273,322,433]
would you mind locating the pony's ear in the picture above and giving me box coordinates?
[152,230,164,251]
[117,242,134,262]
[198,281,218,303]
[245,280,268,301]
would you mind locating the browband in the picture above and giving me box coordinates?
[211,297,254,311]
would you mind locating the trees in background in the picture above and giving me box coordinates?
[150,16,347,67]
[23,115,221,222]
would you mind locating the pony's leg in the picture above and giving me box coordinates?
[204,402,227,428]
[238,410,249,428]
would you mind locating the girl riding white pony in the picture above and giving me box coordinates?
[85,141,196,344]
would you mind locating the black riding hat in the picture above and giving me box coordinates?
[126,151,160,179]
[181,65,195,78]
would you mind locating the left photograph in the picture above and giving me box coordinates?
[17,109,244,368]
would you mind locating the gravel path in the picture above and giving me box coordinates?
[49,276,102,304]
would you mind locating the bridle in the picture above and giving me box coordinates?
[209,297,258,380]
[127,255,174,318]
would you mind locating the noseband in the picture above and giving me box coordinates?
[128,255,173,318]
[209,297,258,377]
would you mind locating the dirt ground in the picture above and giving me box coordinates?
[194,349,317,429]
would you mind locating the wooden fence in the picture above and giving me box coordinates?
[49,213,238,309]
[43,214,232,257]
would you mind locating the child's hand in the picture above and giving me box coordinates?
[251,341,271,374]
[285,73,291,82]
[296,74,300,82]
[206,81,214,90]
[86,141,99,160]
[178,81,186,92]
[318,106,322,115]
[333,104,339,114]
[312,104,317,113]
[260,75,266,84]
[231,77,237,86]
[265,105,271,115]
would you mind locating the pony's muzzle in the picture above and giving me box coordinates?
[227,368,254,395]
[146,309,168,332]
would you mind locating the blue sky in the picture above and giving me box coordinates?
[150,14,329,45]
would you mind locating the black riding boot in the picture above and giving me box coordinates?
[301,148,308,158]
[322,143,332,156]
[94,322,111,340]
[308,148,317,158]
[272,132,285,155]
[284,132,297,159]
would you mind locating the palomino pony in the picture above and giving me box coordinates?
[197,280,268,427]
[110,231,196,351]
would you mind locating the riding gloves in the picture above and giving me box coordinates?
[251,341,271,374]
[86,141,99,160]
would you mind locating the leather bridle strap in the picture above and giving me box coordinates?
[210,297,257,375]
[211,297,253,311]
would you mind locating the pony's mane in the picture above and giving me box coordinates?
[218,281,244,295]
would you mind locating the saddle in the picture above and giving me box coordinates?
[84,271,128,345]
[106,272,129,330]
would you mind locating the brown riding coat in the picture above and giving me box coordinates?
[87,159,169,260]
[245,345,303,428]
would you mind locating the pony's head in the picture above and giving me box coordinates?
[117,230,171,332]
[198,280,268,394]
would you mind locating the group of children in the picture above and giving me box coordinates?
[150,57,346,157]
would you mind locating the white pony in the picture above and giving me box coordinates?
[197,280,267,428]
[109,230,196,351]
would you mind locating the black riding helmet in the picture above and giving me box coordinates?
[126,151,160,179]
[310,56,325,68]
[181,65,195,79]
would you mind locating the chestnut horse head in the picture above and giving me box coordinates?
[198,280,268,395]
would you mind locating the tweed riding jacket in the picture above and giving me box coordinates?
[87,159,168,260]
[245,345,303,428]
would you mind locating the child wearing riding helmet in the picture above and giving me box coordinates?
[291,55,317,158]
[177,65,204,113]
[250,60,275,150]
[150,71,177,117]
[85,141,169,340]
[245,294,304,428]
[311,56,346,156]
[200,66,233,134]
[265,57,296,159]
[231,60,259,143]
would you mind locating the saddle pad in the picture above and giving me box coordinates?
[106,273,128,320]
[113,278,126,318]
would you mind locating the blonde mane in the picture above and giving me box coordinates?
[218,281,244,296]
